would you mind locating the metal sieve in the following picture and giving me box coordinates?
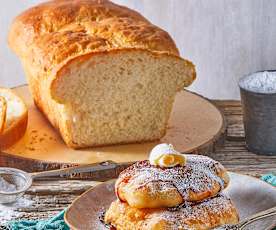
[0,161,124,204]
[0,168,32,204]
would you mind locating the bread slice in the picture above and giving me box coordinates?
[0,88,28,150]
[49,49,195,148]
[0,96,7,133]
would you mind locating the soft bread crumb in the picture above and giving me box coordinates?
[50,50,195,148]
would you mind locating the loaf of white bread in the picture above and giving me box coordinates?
[8,0,196,149]
[0,88,28,150]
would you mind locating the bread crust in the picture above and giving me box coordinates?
[8,0,196,148]
[0,88,28,150]
[0,112,28,150]
[9,0,180,67]
[0,97,7,133]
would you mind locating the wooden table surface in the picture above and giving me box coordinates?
[1,100,276,224]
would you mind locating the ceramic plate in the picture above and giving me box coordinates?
[65,172,276,230]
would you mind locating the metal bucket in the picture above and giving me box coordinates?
[239,70,276,155]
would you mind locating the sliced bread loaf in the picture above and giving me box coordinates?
[8,0,196,148]
[0,88,28,150]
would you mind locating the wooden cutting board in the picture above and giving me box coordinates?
[0,85,225,172]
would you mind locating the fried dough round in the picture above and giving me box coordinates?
[116,155,229,208]
[105,194,239,230]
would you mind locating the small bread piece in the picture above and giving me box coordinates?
[0,88,28,150]
[116,155,229,208]
[105,194,239,230]
[0,97,7,133]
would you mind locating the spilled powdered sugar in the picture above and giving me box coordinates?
[155,194,234,230]
[0,196,34,224]
[119,155,226,201]
[239,71,276,94]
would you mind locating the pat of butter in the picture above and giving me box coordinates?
[149,143,186,168]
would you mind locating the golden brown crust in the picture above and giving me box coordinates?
[116,155,230,209]
[0,97,7,133]
[9,0,179,73]
[0,112,28,150]
[0,89,28,150]
[105,196,239,230]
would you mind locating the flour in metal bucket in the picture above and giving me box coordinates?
[239,71,276,94]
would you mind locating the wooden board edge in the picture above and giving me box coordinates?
[0,151,131,180]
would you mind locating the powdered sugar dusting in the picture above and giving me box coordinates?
[154,194,235,230]
[0,196,34,224]
[119,155,227,201]
[239,71,276,94]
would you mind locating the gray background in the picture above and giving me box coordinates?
[1,0,276,99]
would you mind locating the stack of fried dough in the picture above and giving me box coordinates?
[105,154,239,230]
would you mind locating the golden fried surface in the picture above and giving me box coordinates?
[105,194,239,230]
[116,155,229,208]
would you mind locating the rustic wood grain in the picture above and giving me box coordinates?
[0,100,275,225]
